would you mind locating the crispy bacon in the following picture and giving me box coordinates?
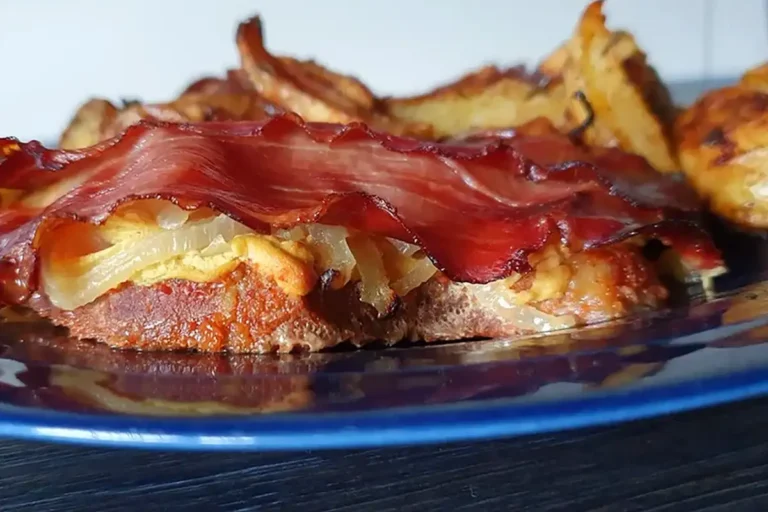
[0,114,721,301]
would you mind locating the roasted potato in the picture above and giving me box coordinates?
[381,66,568,139]
[676,63,768,228]
[537,43,569,78]
[236,16,430,137]
[59,99,120,150]
[559,0,678,172]
[741,63,768,92]
[59,89,280,149]
[181,69,253,96]
[104,92,280,139]
[57,1,684,172]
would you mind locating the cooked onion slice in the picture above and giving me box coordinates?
[391,256,437,297]
[305,224,356,288]
[387,237,420,257]
[41,214,253,310]
[273,225,308,241]
[346,235,396,315]
[41,195,444,314]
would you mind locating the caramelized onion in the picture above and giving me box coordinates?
[391,257,438,297]
[273,225,308,241]
[346,235,396,315]
[155,202,190,230]
[41,214,253,310]
[41,195,451,314]
[305,224,356,287]
[387,237,420,257]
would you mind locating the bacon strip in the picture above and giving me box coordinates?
[0,114,721,299]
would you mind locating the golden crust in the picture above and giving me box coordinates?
[381,66,568,139]
[537,43,569,78]
[30,243,667,353]
[235,17,431,138]
[59,99,120,150]
[104,92,277,139]
[559,1,678,172]
[675,63,768,227]
[741,63,768,92]
[58,2,681,158]
[58,92,278,150]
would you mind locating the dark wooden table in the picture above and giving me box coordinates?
[3,397,768,511]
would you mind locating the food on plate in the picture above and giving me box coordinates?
[57,1,679,166]
[380,66,568,140]
[60,86,280,150]
[554,1,679,172]
[236,17,432,137]
[381,0,678,153]
[676,62,768,228]
[0,115,723,353]
[14,0,768,354]
[59,99,120,150]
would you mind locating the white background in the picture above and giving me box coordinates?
[1,0,766,141]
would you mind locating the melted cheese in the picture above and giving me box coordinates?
[132,234,317,296]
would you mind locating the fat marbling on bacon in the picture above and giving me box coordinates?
[0,113,721,304]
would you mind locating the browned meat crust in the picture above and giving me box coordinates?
[29,245,667,354]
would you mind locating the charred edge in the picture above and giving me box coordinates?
[703,127,737,166]
[202,107,219,122]
[641,238,666,261]
[352,281,402,321]
[319,269,339,292]
[568,91,595,141]
[703,127,726,146]
[120,98,142,109]
[379,293,402,320]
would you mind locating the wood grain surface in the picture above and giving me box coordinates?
[2,398,768,511]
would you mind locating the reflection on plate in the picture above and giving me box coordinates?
[0,275,765,417]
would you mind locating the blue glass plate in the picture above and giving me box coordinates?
[0,80,764,451]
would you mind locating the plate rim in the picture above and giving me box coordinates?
[0,364,766,451]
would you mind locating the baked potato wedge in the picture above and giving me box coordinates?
[741,63,768,92]
[537,43,569,78]
[181,69,253,96]
[59,99,120,150]
[59,91,280,149]
[676,63,768,228]
[559,0,678,172]
[103,92,280,139]
[236,16,430,137]
[381,66,568,139]
[59,2,678,164]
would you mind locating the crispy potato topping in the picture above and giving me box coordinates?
[676,63,768,227]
